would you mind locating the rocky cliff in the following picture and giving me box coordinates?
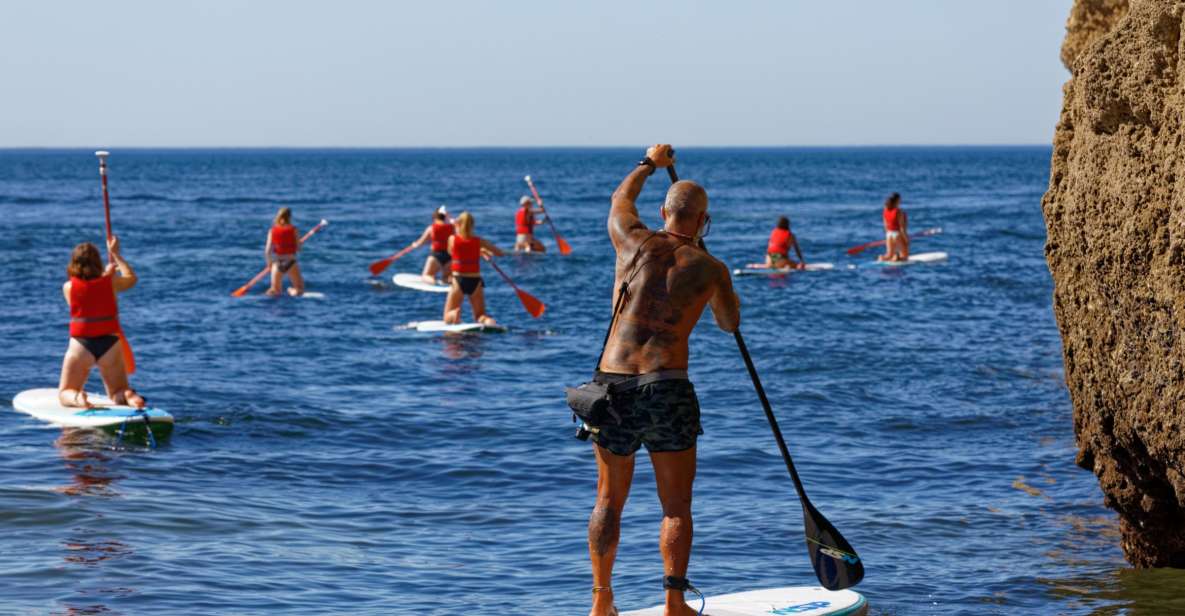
[1043,0,1185,567]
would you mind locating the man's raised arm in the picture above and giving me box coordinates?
[609,144,675,249]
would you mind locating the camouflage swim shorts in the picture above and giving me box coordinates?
[590,372,703,456]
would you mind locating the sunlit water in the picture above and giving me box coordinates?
[2,148,1181,615]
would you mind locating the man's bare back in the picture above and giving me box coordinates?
[601,233,730,373]
[599,147,739,375]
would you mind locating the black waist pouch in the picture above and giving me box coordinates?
[566,380,621,427]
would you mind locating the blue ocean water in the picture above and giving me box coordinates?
[1,147,1181,615]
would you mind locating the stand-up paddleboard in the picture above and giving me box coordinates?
[242,291,325,300]
[623,586,868,616]
[734,263,836,276]
[406,320,508,334]
[866,251,948,267]
[13,388,173,443]
[393,273,450,293]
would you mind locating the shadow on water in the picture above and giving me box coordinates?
[1044,568,1185,615]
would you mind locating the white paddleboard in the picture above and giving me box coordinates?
[406,320,507,334]
[393,273,450,293]
[13,388,173,431]
[623,586,867,616]
[242,291,325,300]
[867,251,948,267]
[734,263,836,276]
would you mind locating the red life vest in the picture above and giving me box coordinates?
[430,222,454,252]
[515,207,535,234]
[69,275,120,337]
[271,224,298,255]
[768,228,791,256]
[883,207,901,232]
[451,235,482,274]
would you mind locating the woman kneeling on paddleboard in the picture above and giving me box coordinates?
[763,215,806,270]
[444,211,505,325]
[265,207,305,296]
[59,238,144,409]
[407,206,454,285]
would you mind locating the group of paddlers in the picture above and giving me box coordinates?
[55,145,908,616]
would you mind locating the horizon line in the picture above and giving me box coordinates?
[0,143,1053,151]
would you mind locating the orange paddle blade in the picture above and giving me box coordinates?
[119,335,136,374]
[368,257,395,276]
[556,236,572,256]
[517,289,546,318]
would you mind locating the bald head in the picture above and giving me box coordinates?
[663,180,708,223]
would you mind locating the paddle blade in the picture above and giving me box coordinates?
[368,257,394,276]
[230,284,252,298]
[556,236,572,256]
[516,289,546,318]
[846,245,866,256]
[119,335,136,374]
[802,499,863,590]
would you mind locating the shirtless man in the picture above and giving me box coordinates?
[587,144,740,616]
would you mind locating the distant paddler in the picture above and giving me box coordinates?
[746,215,807,270]
[876,192,910,262]
[59,237,144,409]
[265,207,306,296]
[403,206,455,285]
[513,195,546,253]
[445,211,506,325]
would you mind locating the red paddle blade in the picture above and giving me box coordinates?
[368,257,394,276]
[231,284,252,298]
[556,237,572,256]
[846,245,866,256]
[517,289,546,318]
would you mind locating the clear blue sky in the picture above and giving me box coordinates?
[0,1,1072,147]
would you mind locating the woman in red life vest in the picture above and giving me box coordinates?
[512,196,546,253]
[59,237,143,409]
[404,206,454,285]
[877,192,910,262]
[445,211,505,325]
[264,207,305,296]
[763,216,807,270]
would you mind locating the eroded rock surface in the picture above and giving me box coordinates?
[1062,0,1131,68]
[1043,0,1185,567]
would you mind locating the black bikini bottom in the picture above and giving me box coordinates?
[74,335,120,361]
[455,276,484,296]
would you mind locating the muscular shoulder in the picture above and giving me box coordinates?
[673,245,728,287]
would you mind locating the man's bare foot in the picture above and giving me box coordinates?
[287,287,304,297]
[663,598,700,616]
[266,288,281,297]
[589,587,617,616]
[421,275,436,285]
[478,315,497,326]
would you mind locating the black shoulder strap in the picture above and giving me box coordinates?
[593,233,659,371]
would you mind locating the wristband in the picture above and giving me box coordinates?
[637,157,657,176]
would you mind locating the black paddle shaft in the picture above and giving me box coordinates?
[733,330,809,495]
[663,157,863,590]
